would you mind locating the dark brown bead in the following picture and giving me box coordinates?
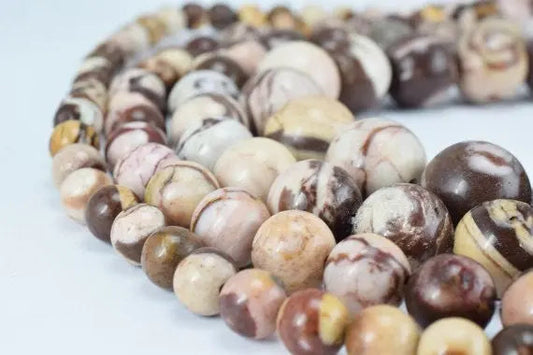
[186,36,219,57]
[208,4,237,30]
[182,3,207,29]
[527,40,533,90]
[87,42,125,70]
[310,25,350,53]
[195,55,247,87]
[492,324,533,355]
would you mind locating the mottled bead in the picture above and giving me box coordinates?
[87,41,125,69]
[108,23,150,56]
[173,248,237,316]
[267,6,302,31]
[219,22,262,44]
[145,161,219,227]
[60,168,112,223]
[345,305,421,355]
[502,270,533,327]
[218,39,267,76]
[153,7,186,34]
[367,17,414,50]
[238,4,266,27]
[214,138,296,201]
[136,15,166,44]
[182,3,208,29]
[191,187,270,268]
[259,28,306,50]
[49,120,100,157]
[252,211,335,293]
[277,289,349,355]
[53,97,103,131]
[324,233,411,315]
[138,48,193,89]
[492,324,533,355]
[208,3,237,30]
[268,159,362,241]
[70,78,108,112]
[141,226,204,290]
[310,24,351,54]
[421,141,532,224]
[185,36,219,57]
[219,269,286,339]
[109,68,166,112]
[326,118,427,197]
[110,203,166,265]
[193,54,247,88]
[85,185,139,243]
[264,96,355,160]
[74,56,115,87]
[52,143,106,188]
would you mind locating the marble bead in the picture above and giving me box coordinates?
[49,120,100,157]
[502,270,533,327]
[218,40,267,76]
[74,56,114,87]
[219,269,286,339]
[185,36,220,57]
[109,68,166,112]
[169,93,248,145]
[70,78,108,113]
[87,41,125,69]
[421,141,532,224]
[345,305,421,355]
[173,248,237,316]
[387,34,458,108]
[455,199,533,296]
[264,96,355,160]
[105,121,166,169]
[354,183,454,269]
[416,318,491,355]
[138,48,193,89]
[214,138,296,201]
[141,226,204,290]
[300,5,328,28]
[310,24,351,54]
[406,254,496,328]
[153,7,186,34]
[240,67,323,135]
[324,233,411,315]
[251,210,336,293]
[110,203,166,265]
[193,54,247,88]
[326,118,427,197]
[277,288,349,355]
[144,161,219,227]
[59,168,112,223]
[492,324,533,355]
[208,3,238,30]
[52,143,106,188]
[182,3,208,29]
[191,187,270,267]
[85,185,139,243]
[458,18,528,103]
[109,23,150,56]
[167,70,240,113]
[267,159,362,240]
[258,41,341,98]
[104,92,166,135]
[113,142,177,198]
[53,97,103,132]
[176,117,252,171]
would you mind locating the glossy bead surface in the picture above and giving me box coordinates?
[138,48,193,89]
[52,143,106,188]
[109,68,166,112]
[141,226,204,290]
[251,211,335,293]
[194,54,247,88]
[182,3,208,29]
[53,97,103,131]
[492,324,533,355]
[422,141,532,224]
[277,289,349,355]
[219,269,286,339]
[501,270,533,326]
[49,120,100,157]
[185,36,220,57]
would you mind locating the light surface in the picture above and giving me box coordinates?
[0,0,526,354]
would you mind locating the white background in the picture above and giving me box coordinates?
[1,0,530,354]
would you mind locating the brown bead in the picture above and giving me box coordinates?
[182,3,208,29]
[49,120,100,157]
[194,54,247,87]
[87,41,125,70]
[186,36,219,57]
[492,324,533,355]
[208,4,237,30]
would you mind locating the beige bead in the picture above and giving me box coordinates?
[52,144,106,188]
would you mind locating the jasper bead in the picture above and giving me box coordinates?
[110,203,166,265]
[52,143,106,188]
[191,187,270,267]
[194,54,247,88]
[49,120,100,157]
[422,141,532,225]
[345,305,421,355]
[277,289,349,355]
[186,36,220,57]
[182,3,208,29]
[70,78,108,112]
[492,324,533,355]
[53,97,103,131]
[85,185,139,243]
[138,48,193,89]
[501,270,533,326]
[141,226,204,290]
[324,233,411,315]
[109,68,166,112]
[173,248,237,316]
[218,39,267,76]
[219,269,286,339]
[252,210,335,293]
[208,3,238,30]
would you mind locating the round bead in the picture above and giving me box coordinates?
[191,187,270,267]
[110,203,166,265]
[416,318,491,355]
[267,159,362,241]
[141,226,204,290]
[138,48,193,89]
[182,3,208,29]
[458,18,528,103]
[310,24,351,54]
[108,23,150,56]
[49,120,100,157]
[277,288,349,355]
[421,141,532,224]
[53,97,103,131]
[267,6,302,31]
[238,5,266,27]
[502,270,533,327]
[324,233,411,315]
[406,254,496,328]
[326,118,427,197]
[59,168,112,223]
[258,41,341,98]
[173,248,237,316]
[213,138,296,201]
[109,68,166,112]
[52,143,106,188]
[185,36,219,57]
[70,78,108,112]
[74,56,114,87]
[219,269,286,339]
[387,34,458,108]
[367,17,414,50]
[219,22,261,44]
[263,96,354,160]
[345,305,421,355]
[136,15,166,44]
[219,39,267,76]
[259,28,306,49]
[144,161,219,227]
[240,67,323,135]
[252,210,335,293]
[194,54,248,88]
[85,185,139,243]
[167,70,239,113]
[492,324,533,355]
[208,3,238,30]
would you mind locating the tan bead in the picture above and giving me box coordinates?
[49,120,100,157]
